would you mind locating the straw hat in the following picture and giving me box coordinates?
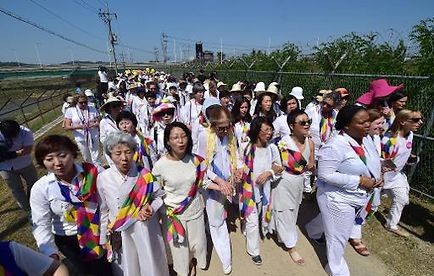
[99,96,124,112]
[217,81,227,88]
[230,83,243,92]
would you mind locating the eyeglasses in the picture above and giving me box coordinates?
[217,126,230,132]
[409,117,424,123]
[296,119,312,126]
[260,128,274,134]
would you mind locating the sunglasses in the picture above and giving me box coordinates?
[78,101,88,104]
[322,102,334,109]
[296,119,312,126]
[217,126,230,132]
[160,110,175,116]
[409,117,424,123]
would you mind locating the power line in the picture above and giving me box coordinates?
[0,6,106,54]
[72,0,98,14]
[28,0,105,41]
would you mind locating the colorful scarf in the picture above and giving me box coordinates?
[280,148,307,175]
[58,163,101,261]
[355,188,381,225]
[134,131,153,170]
[239,144,256,219]
[381,134,399,160]
[109,168,155,232]
[349,143,367,165]
[319,115,333,142]
[166,155,207,244]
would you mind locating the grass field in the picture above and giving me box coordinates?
[0,122,433,276]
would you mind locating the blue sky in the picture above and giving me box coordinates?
[0,0,433,64]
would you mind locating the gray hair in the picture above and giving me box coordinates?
[104,131,138,157]
[322,91,342,105]
[192,82,205,94]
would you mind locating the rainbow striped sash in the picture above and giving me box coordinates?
[280,148,307,175]
[166,155,207,244]
[110,168,155,232]
[239,144,256,219]
[58,163,101,261]
[134,131,153,170]
[319,115,334,142]
[381,134,399,160]
[349,143,367,165]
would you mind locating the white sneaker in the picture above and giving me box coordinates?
[223,265,232,275]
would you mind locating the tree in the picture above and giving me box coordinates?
[313,32,406,74]
[410,17,434,75]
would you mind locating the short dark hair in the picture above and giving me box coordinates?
[387,91,407,106]
[287,109,307,129]
[280,95,300,113]
[248,117,273,144]
[116,110,138,128]
[192,82,205,94]
[0,119,21,139]
[169,85,177,91]
[335,105,366,131]
[145,91,157,99]
[163,122,193,155]
[34,135,79,167]
[219,90,230,100]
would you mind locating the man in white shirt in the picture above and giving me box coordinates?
[0,120,38,210]
[97,66,109,107]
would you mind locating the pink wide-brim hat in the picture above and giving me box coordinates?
[356,79,403,106]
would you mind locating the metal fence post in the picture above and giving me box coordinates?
[35,90,47,123]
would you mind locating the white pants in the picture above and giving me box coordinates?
[245,203,261,256]
[383,187,409,230]
[305,213,324,240]
[271,208,299,249]
[164,212,207,276]
[76,139,99,164]
[307,212,363,240]
[205,195,232,270]
[317,190,358,276]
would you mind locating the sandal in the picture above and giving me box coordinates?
[349,239,370,256]
[288,249,305,266]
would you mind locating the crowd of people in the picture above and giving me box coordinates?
[0,67,424,276]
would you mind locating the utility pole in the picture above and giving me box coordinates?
[99,8,119,74]
[34,43,42,68]
[154,47,160,63]
[161,33,168,63]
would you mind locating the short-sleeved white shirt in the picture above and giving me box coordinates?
[64,106,100,141]
[0,126,34,171]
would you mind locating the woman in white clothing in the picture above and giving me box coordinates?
[381,109,422,237]
[116,111,154,171]
[239,117,282,265]
[97,131,169,276]
[196,106,243,275]
[149,103,176,163]
[347,109,385,256]
[152,122,211,276]
[316,105,382,276]
[181,82,204,130]
[31,135,112,275]
[231,98,252,154]
[64,93,100,164]
[272,110,315,265]
[100,96,124,166]
[272,95,299,139]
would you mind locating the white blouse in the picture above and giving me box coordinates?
[305,104,337,154]
[317,133,374,205]
[181,99,202,127]
[64,106,100,141]
[97,165,164,244]
[152,154,205,220]
[382,132,413,189]
[30,164,92,256]
[273,114,291,138]
[99,114,118,144]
